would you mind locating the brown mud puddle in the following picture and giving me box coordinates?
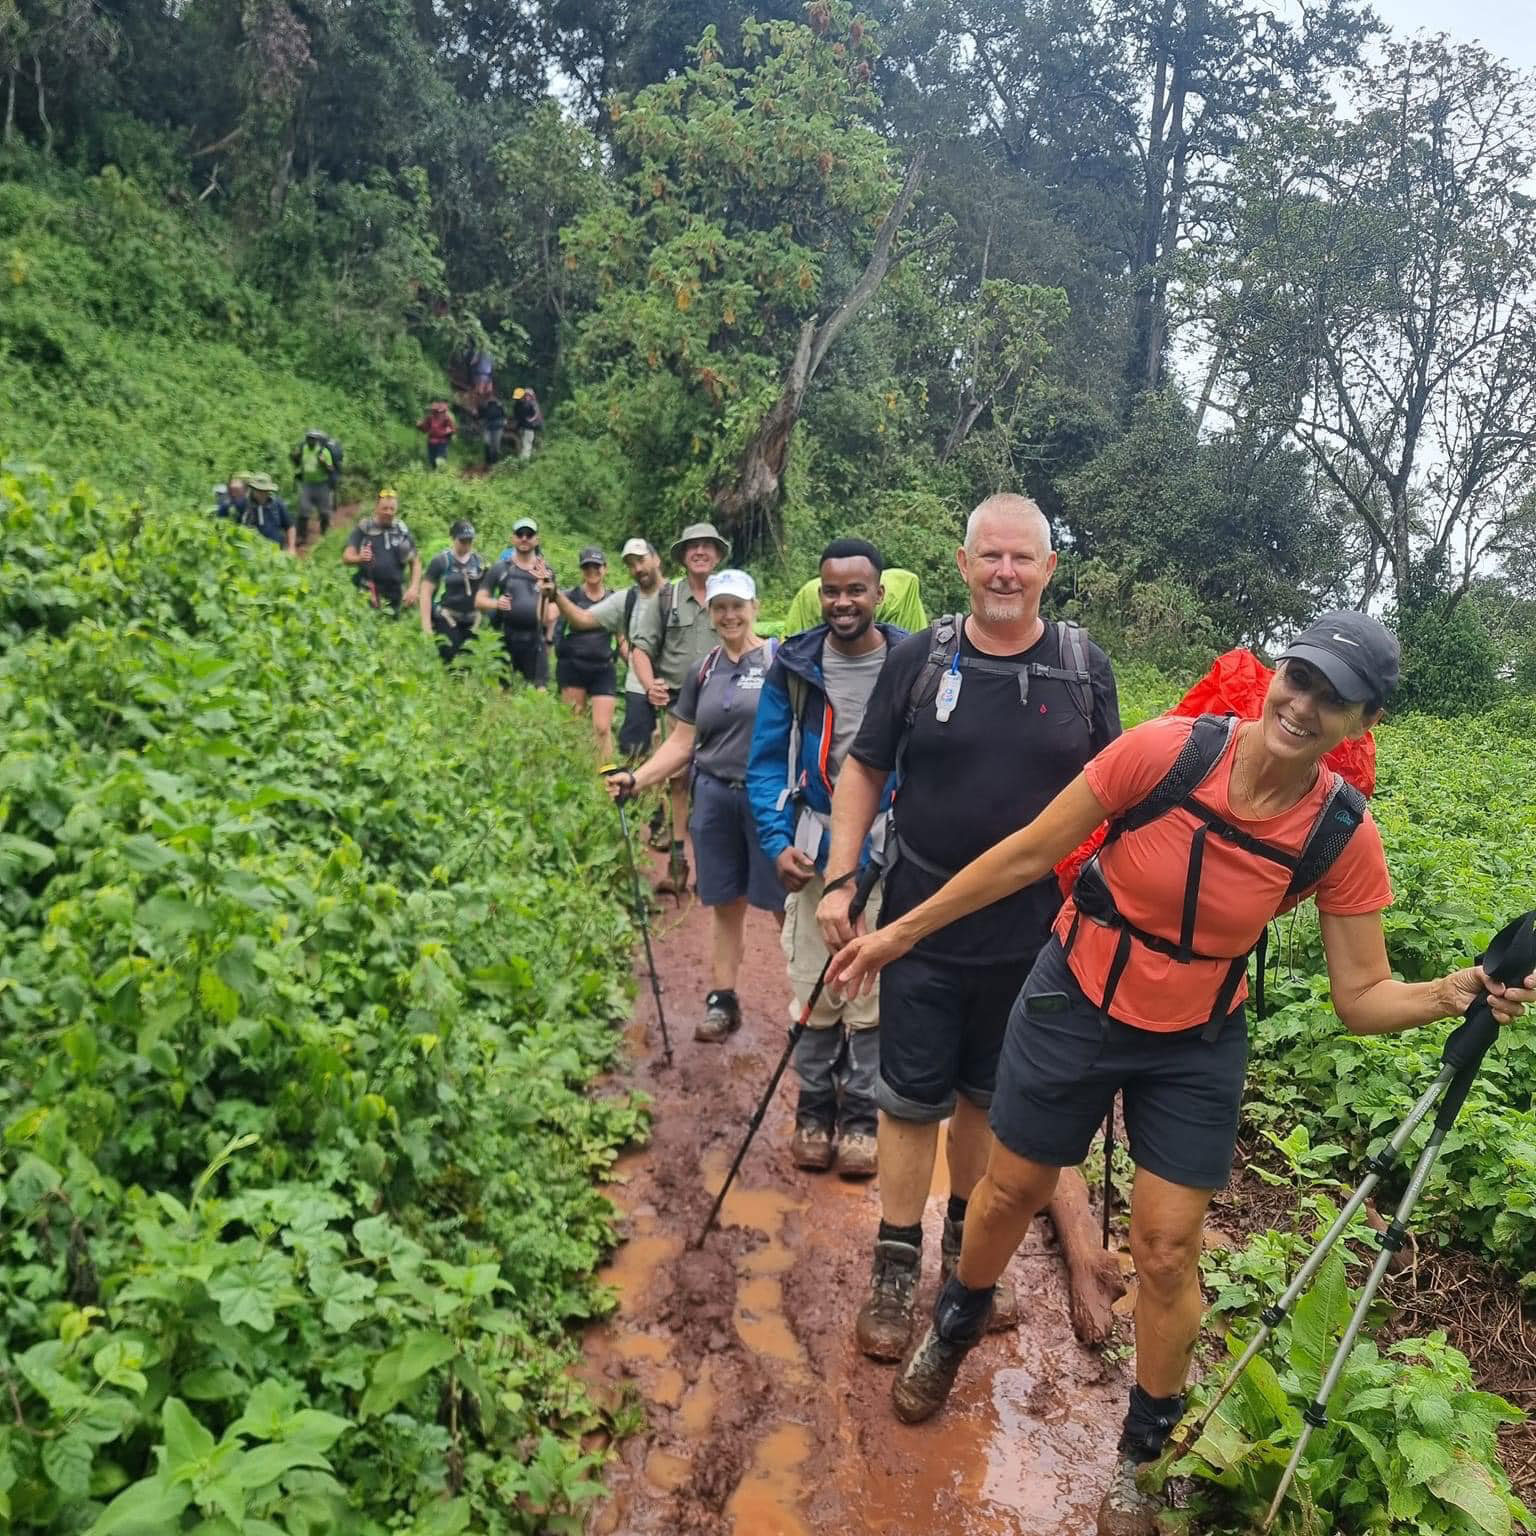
[582,844,1128,1534]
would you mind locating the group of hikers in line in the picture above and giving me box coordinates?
[417,387,542,471]
[583,494,1535,1535]
[211,465,1536,1533]
[212,429,342,552]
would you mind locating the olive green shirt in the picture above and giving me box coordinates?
[629,578,718,691]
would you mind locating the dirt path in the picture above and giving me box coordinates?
[581,853,1130,1535]
[297,500,359,558]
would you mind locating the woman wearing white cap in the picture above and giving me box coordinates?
[607,570,782,1042]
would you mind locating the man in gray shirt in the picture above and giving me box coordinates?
[746,539,904,1180]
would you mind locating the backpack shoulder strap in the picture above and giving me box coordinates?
[624,585,639,635]
[1285,777,1367,901]
[1055,620,1095,730]
[659,579,679,627]
[1111,714,1237,840]
[698,644,724,689]
[894,615,962,782]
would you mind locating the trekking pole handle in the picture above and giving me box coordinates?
[1437,909,1536,1125]
[600,764,638,804]
[1441,909,1536,1068]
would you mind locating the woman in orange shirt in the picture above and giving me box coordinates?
[827,612,1535,1536]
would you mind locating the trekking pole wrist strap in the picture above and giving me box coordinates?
[823,869,858,896]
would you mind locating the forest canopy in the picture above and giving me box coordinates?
[3,0,1535,698]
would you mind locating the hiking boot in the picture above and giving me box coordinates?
[694,990,741,1043]
[1096,1456,1163,1536]
[647,806,671,852]
[655,854,690,897]
[855,1240,920,1362]
[891,1273,993,1423]
[791,1125,835,1172]
[835,1131,877,1180]
[940,1215,1019,1332]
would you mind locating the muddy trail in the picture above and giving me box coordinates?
[581,851,1130,1536]
[297,500,359,558]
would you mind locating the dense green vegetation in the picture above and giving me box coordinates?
[0,466,644,1533]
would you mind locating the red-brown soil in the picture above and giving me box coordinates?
[581,854,1131,1535]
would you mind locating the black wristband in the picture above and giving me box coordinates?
[823,869,857,894]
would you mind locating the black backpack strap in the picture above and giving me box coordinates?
[1055,620,1095,730]
[1110,714,1238,841]
[1285,778,1367,901]
[895,615,962,782]
[623,585,639,638]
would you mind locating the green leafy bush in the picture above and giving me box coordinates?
[0,463,645,1533]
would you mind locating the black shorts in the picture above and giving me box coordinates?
[618,693,658,758]
[877,949,1039,1123]
[556,654,617,697]
[502,633,548,688]
[989,938,1249,1190]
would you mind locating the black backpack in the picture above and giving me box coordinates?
[1063,713,1367,1029]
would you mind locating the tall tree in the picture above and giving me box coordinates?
[1208,38,1536,601]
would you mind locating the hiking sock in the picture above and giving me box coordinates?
[946,1195,969,1225]
[932,1272,995,1345]
[1118,1384,1187,1464]
[878,1220,923,1249]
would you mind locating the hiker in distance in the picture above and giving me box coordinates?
[341,489,419,613]
[289,428,340,542]
[746,538,905,1181]
[226,472,296,555]
[826,612,1536,1536]
[816,494,1120,1368]
[627,522,732,896]
[477,516,554,687]
[606,570,783,1044]
[551,546,620,762]
[419,520,485,664]
[541,537,663,760]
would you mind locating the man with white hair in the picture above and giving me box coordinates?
[818,494,1121,1368]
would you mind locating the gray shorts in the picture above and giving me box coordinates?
[298,482,334,518]
[989,938,1249,1190]
[690,770,784,913]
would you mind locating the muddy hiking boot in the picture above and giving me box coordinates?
[694,989,741,1043]
[855,1240,920,1362]
[791,1124,835,1172]
[1096,1457,1164,1536]
[835,1131,877,1180]
[939,1216,1019,1333]
[891,1272,993,1424]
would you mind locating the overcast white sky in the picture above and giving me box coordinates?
[1371,0,1533,69]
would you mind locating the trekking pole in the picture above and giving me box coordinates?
[692,860,882,1249]
[1102,1106,1114,1250]
[602,769,673,1066]
[1171,910,1536,1526]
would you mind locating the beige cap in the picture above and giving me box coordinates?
[620,537,654,560]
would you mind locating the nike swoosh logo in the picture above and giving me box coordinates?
[1330,634,1360,646]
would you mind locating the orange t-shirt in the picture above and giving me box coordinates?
[1053,715,1393,1031]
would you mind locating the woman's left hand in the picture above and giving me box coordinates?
[1443,964,1536,1025]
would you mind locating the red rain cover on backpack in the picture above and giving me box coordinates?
[1053,649,1378,898]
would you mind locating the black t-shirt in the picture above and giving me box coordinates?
[556,586,615,663]
[426,549,486,620]
[346,518,417,590]
[482,558,544,637]
[851,620,1121,964]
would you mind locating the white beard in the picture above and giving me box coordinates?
[980,595,1027,624]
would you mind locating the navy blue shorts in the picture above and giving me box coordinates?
[989,938,1249,1190]
[618,694,657,758]
[690,770,784,913]
[877,949,1038,1123]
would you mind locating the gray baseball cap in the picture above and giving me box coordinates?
[1276,611,1400,704]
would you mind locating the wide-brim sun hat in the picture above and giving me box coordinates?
[1276,610,1401,704]
[670,521,731,563]
[246,472,278,493]
[706,569,756,605]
